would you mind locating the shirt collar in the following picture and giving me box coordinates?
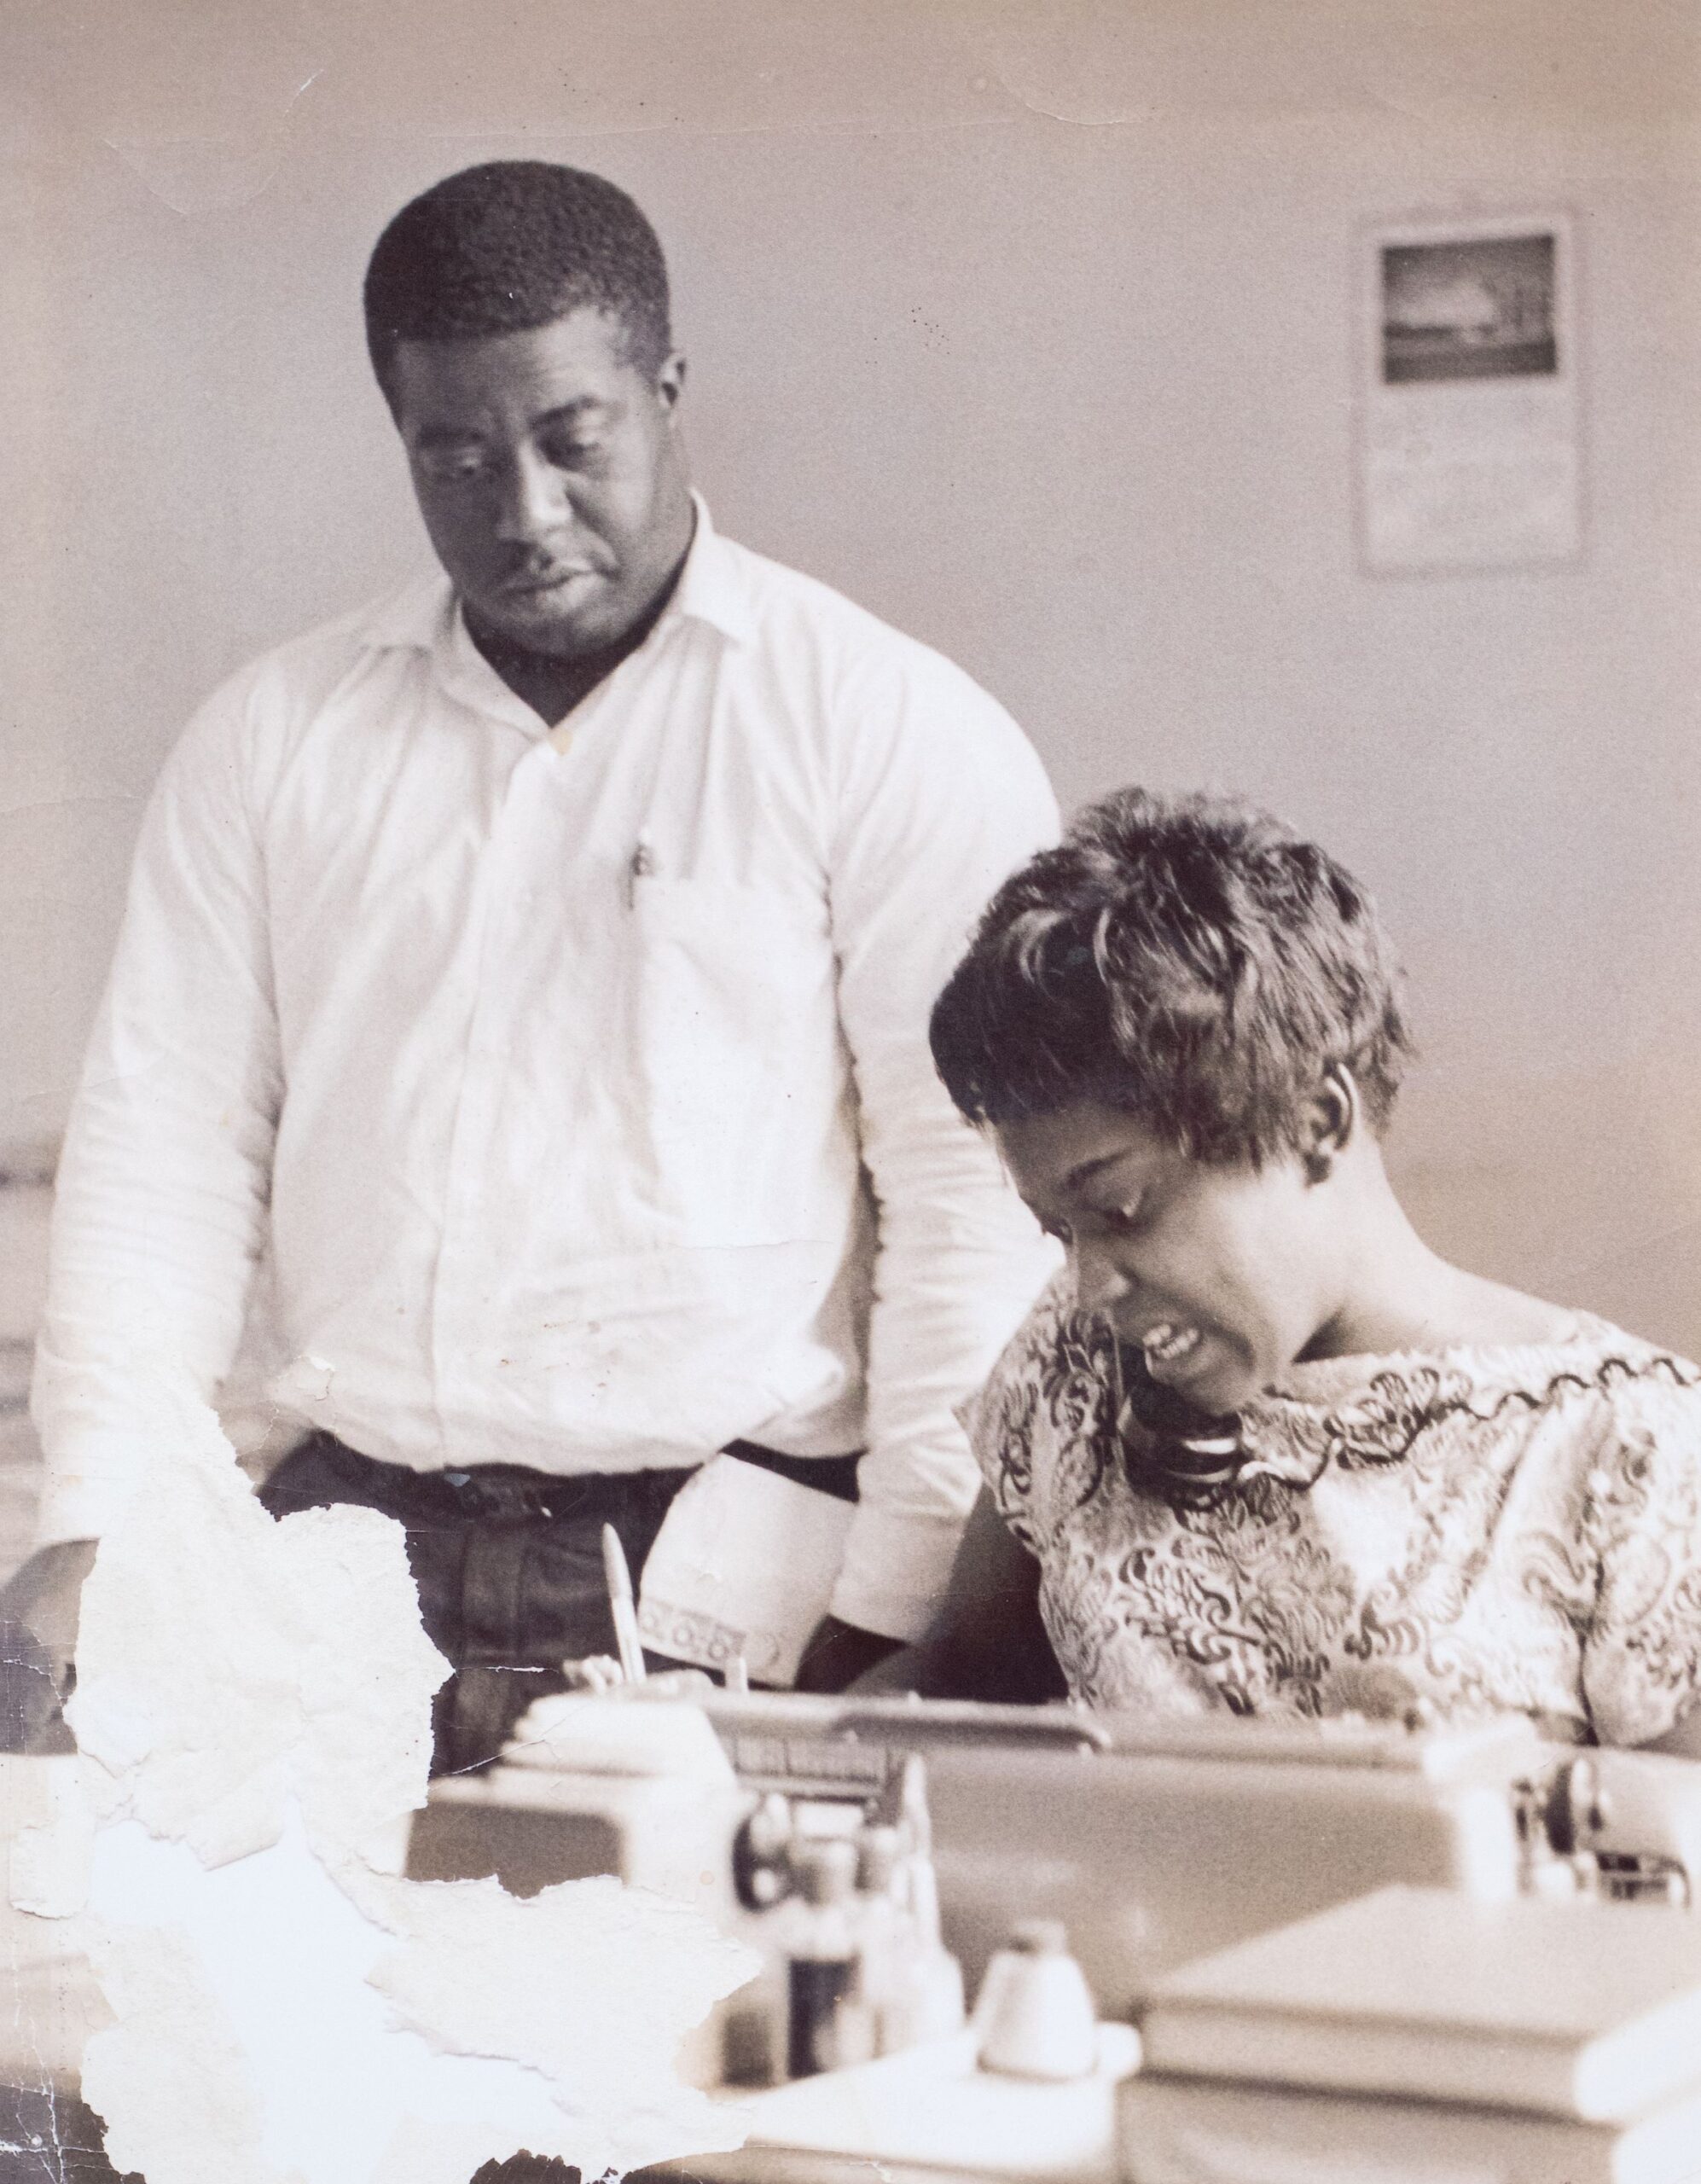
[665,494,755,646]
[357,491,752,657]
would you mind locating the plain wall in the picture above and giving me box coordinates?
[5,0,1701,1345]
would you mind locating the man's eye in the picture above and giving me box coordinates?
[418,447,488,483]
[1095,1204,1144,1235]
[540,433,599,470]
[1042,1219,1073,1247]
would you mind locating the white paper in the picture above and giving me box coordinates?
[6,1390,754,2182]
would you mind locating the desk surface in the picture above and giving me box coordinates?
[639,2027,1141,2184]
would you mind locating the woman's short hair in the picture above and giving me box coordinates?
[363,161,673,403]
[930,787,1414,1165]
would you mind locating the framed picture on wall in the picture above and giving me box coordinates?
[1357,209,1581,572]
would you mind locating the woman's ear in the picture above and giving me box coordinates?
[1300,1066,1359,1183]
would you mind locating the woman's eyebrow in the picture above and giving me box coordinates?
[1063,1149,1130,1194]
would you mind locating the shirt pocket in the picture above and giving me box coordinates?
[629,876,840,1244]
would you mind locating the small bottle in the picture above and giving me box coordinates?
[720,1957,787,2088]
[885,1862,966,2046]
[881,1760,966,2048]
[852,1823,906,2054]
[721,1793,797,2087]
[973,1919,1098,2082]
[786,1838,876,2078]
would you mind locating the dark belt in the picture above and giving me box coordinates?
[721,1438,861,1504]
[423,1438,860,1519]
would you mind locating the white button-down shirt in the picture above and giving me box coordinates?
[33,502,1059,1638]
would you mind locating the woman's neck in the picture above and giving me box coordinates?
[1303,1159,1576,1362]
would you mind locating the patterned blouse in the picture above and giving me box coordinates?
[963,1277,1701,1746]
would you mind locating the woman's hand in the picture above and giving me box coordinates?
[794,1615,904,1693]
[845,1488,1069,1703]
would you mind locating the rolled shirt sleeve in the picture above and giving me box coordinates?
[31,668,283,1545]
[822,645,1060,1639]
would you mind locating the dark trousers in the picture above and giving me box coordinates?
[259,1433,695,1775]
[258,1432,860,1777]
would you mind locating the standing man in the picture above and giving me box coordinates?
[22,163,1057,1771]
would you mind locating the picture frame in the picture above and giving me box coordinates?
[1357,209,1581,573]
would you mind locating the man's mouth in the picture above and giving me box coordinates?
[502,566,598,597]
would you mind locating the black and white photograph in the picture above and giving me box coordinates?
[1359,209,1581,572]
[3,4,1700,2182]
[1380,230,1560,384]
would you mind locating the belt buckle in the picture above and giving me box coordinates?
[444,1470,534,1519]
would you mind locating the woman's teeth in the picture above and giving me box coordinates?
[1142,1322,1202,1367]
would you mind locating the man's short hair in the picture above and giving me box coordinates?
[363,160,674,400]
[930,787,1414,1166]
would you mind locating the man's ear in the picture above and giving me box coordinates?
[1300,1066,1359,1183]
[654,350,688,416]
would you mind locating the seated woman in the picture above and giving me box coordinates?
[885,787,1701,1751]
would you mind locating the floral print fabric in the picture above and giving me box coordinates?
[963,1277,1701,1745]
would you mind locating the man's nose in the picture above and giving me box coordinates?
[494,444,572,544]
[1071,1239,1130,1314]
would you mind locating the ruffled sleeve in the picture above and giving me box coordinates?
[1577,1363,1701,1747]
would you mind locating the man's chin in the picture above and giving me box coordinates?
[472,596,619,660]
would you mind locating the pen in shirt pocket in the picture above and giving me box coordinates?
[626,828,658,909]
